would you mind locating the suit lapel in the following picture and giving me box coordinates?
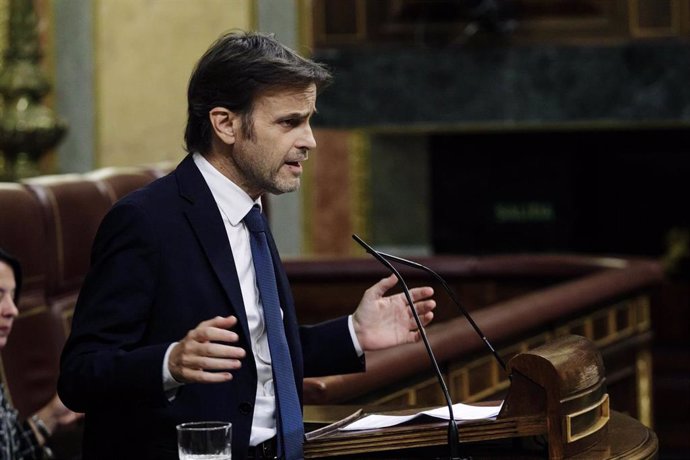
[174,155,251,342]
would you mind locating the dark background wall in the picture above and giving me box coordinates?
[430,127,690,257]
[313,42,690,128]
[312,43,690,259]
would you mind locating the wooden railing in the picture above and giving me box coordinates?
[286,255,662,426]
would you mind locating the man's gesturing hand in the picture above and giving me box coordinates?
[169,315,246,383]
[352,274,436,352]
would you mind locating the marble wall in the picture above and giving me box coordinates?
[313,41,690,128]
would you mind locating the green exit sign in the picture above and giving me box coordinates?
[494,202,555,223]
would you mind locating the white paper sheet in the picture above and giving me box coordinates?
[340,402,503,431]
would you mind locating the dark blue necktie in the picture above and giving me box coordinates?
[244,205,304,460]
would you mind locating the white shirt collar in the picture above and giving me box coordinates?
[192,152,261,226]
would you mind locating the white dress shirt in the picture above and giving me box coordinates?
[192,152,276,445]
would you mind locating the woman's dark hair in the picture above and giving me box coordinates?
[184,30,333,154]
[0,248,22,303]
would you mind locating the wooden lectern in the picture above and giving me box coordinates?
[304,335,657,459]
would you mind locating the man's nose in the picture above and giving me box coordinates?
[298,124,317,151]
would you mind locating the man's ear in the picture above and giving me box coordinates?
[209,107,238,145]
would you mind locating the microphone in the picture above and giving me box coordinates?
[352,234,465,460]
[376,251,507,373]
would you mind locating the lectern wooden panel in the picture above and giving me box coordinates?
[304,335,657,459]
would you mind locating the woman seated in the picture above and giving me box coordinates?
[0,248,81,459]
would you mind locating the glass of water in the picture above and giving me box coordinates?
[177,421,232,460]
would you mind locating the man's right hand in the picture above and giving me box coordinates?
[168,315,246,383]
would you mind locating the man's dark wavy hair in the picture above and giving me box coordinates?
[184,30,332,154]
[0,248,22,303]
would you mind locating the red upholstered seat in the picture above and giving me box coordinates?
[0,165,166,418]
[0,183,61,416]
[23,175,114,325]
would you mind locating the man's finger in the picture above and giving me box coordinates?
[179,368,234,384]
[413,299,436,314]
[189,355,243,372]
[196,315,238,330]
[368,274,399,298]
[409,286,434,301]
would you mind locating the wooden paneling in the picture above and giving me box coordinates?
[308,0,690,47]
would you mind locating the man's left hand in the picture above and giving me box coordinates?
[352,274,435,351]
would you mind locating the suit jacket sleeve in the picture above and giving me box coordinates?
[58,200,169,412]
[299,317,365,378]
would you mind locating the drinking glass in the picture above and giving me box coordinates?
[176,421,232,460]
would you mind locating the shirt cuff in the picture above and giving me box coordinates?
[348,315,364,357]
[163,342,184,398]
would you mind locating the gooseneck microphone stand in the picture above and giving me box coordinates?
[376,251,508,373]
[353,234,465,460]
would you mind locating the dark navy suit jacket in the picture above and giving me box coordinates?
[58,155,364,459]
